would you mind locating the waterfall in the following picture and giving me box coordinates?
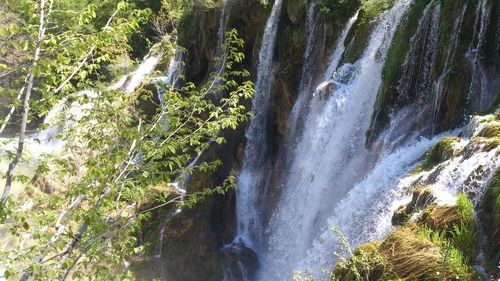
[286,3,319,139]
[235,0,284,250]
[212,0,232,101]
[465,0,493,114]
[431,4,467,133]
[124,55,161,94]
[216,0,231,60]
[1,49,163,161]
[322,10,360,82]
[397,1,441,105]
[304,130,459,263]
[257,0,414,279]
[157,49,184,129]
[381,1,441,143]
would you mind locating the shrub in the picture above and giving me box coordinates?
[317,0,360,19]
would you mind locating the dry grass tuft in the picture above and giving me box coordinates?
[379,226,442,280]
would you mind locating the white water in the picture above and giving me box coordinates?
[235,0,284,250]
[158,49,184,105]
[322,11,360,82]
[212,0,232,101]
[216,0,231,60]
[259,0,414,279]
[304,131,458,272]
[125,55,161,94]
[0,50,162,161]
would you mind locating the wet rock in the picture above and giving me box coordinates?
[220,240,260,281]
[478,168,500,276]
[392,186,434,226]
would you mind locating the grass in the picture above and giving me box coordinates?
[456,193,474,223]
[417,226,473,280]
[478,123,500,138]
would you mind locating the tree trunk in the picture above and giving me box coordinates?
[1,0,48,205]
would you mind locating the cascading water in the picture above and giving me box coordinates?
[397,2,441,102]
[216,0,231,61]
[286,3,319,139]
[380,1,441,144]
[153,50,188,260]
[257,0,415,279]
[431,4,467,133]
[124,55,161,94]
[0,50,162,161]
[157,49,184,129]
[465,0,494,114]
[234,0,284,250]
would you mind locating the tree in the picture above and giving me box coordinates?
[0,0,253,279]
[1,0,51,205]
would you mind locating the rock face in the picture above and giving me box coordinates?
[220,241,260,281]
[144,0,500,279]
[151,1,356,279]
[368,0,500,145]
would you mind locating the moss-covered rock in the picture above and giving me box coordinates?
[331,241,392,281]
[409,136,461,174]
[392,186,434,226]
[334,192,481,281]
[478,122,500,139]
[426,137,460,166]
[379,226,444,280]
[332,225,474,281]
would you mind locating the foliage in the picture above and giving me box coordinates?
[0,0,253,278]
[328,228,393,281]
[456,193,474,224]
[0,0,153,129]
[451,223,477,263]
[418,227,473,280]
[359,0,398,22]
[317,0,360,19]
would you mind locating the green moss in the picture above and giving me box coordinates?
[359,0,398,22]
[342,21,371,63]
[378,0,430,108]
[433,0,469,73]
[392,186,434,226]
[341,0,404,64]
[413,136,461,173]
[286,0,306,24]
